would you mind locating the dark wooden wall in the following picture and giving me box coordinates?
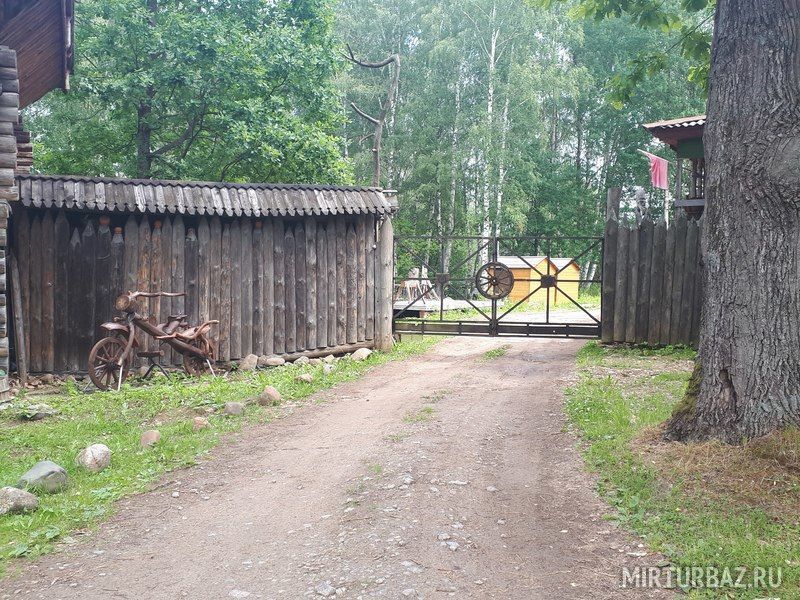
[601,211,703,347]
[12,208,379,372]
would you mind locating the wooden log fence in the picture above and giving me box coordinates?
[601,191,703,347]
[11,209,391,372]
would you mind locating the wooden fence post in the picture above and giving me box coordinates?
[375,215,394,350]
[601,187,621,343]
[613,225,629,342]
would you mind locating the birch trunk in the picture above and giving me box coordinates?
[442,65,463,278]
[494,95,510,238]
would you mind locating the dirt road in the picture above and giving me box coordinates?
[1,337,666,599]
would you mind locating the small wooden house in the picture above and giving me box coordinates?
[643,115,706,217]
[498,256,580,306]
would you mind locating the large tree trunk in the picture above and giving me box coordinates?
[666,0,800,443]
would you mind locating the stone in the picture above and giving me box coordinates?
[140,429,161,448]
[309,358,323,365]
[259,386,282,406]
[323,354,336,364]
[17,460,68,494]
[486,485,498,492]
[0,486,38,515]
[238,354,258,372]
[351,347,373,361]
[293,355,310,365]
[264,356,286,367]
[40,373,55,385]
[296,373,314,384]
[315,581,336,597]
[323,364,334,375]
[256,355,270,368]
[224,402,245,416]
[18,403,57,421]
[192,416,210,431]
[75,444,111,473]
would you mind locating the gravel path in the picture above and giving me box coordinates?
[0,336,668,599]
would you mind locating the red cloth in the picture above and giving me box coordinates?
[641,151,669,190]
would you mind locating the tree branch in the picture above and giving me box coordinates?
[350,102,379,125]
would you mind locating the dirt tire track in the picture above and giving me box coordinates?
[0,337,668,599]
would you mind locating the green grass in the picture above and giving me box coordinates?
[483,344,511,360]
[0,336,439,577]
[566,342,800,599]
[402,405,435,424]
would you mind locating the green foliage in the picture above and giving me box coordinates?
[27,0,352,183]
[538,0,714,105]
[339,0,706,271]
[0,337,438,577]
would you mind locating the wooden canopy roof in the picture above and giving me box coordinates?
[643,115,705,150]
[0,0,74,108]
[17,174,398,218]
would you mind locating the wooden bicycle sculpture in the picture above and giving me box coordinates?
[88,291,218,391]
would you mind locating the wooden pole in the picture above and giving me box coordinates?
[9,253,26,385]
[375,215,394,350]
[601,188,621,343]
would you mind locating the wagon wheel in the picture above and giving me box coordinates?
[183,335,216,377]
[88,336,131,391]
[475,261,515,300]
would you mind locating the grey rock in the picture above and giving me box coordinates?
[140,429,161,448]
[75,444,111,473]
[40,373,55,385]
[315,581,336,597]
[19,403,57,421]
[296,373,314,384]
[0,486,38,515]
[323,364,334,375]
[17,460,68,494]
[323,354,336,364]
[351,347,373,361]
[293,355,310,365]
[309,358,323,365]
[238,354,259,372]
[258,386,282,406]
[224,402,245,416]
[264,356,286,367]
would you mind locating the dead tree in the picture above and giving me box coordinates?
[345,45,400,188]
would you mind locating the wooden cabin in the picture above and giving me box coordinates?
[12,175,397,373]
[498,256,580,306]
[0,0,74,395]
[643,115,706,217]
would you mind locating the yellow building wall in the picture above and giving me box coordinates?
[506,260,581,307]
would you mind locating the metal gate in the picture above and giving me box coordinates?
[393,235,603,338]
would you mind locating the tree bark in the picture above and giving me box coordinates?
[666,0,800,443]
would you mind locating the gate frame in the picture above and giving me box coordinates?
[392,233,604,339]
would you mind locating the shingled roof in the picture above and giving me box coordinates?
[16,174,398,217]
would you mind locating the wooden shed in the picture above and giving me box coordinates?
[10,174,397,373]
[498,256,580,306]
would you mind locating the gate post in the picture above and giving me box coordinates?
[375,215,394,350]
[601,188,621,343]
